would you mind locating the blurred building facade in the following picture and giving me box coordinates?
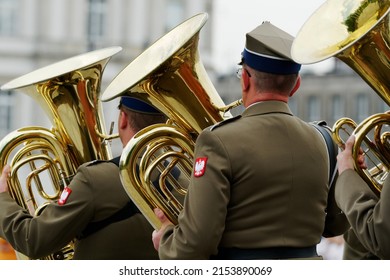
[0,0,215,151]
[0,0,389,140]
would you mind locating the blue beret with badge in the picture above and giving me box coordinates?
[240,21,301,75]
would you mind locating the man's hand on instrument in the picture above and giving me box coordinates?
[337,135,367,174]
[152,208,173,251]
[0,165,10,193]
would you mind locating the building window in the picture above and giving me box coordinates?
[331,95,344,126]
[87,0,107,48]
[0,0,19,36]
[165,0,184,32]
[308,96,321,122]
[356,93,369,123]
[0,92,12,138]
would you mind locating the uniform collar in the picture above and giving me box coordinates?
[242,100,293,117]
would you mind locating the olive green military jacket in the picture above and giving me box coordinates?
[342,228,380,259]
[159,101,345,259]
[335,169,390,259]
[0,160,158,260]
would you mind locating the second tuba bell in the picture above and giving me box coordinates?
[102,13,242,229]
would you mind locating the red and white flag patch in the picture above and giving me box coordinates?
[58,187,72,205]
[194,157,208,177]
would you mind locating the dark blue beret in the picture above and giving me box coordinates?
[120,96,161,114]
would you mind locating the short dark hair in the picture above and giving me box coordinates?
[119,105,167,132]
[249,66,298,96]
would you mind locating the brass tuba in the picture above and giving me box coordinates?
[292,0,390,195]
[101,13,242,229]
[0,46,122,259]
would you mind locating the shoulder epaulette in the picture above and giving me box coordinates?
[209,115,241,131]
[86,156,121,167]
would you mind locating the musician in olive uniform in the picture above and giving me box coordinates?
[335,135,390,259]
[0,97,166,260]
[152,22,348,259]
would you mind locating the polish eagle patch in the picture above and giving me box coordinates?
[194,157,208,177]
[58,187,72,205]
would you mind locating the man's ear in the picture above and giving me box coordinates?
[242,69,250,91]
[289,75,301,97]
[119,110,128,129]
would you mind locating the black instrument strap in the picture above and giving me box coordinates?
[310,121,338,186]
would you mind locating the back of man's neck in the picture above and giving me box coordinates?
[250,93,288,104]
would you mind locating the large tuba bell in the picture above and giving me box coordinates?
[0,46,121,259]
[101,13,242,229]
[292,0,390,196]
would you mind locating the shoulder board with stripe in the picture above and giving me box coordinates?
[209,115,241,131]
[86,156,121,167]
